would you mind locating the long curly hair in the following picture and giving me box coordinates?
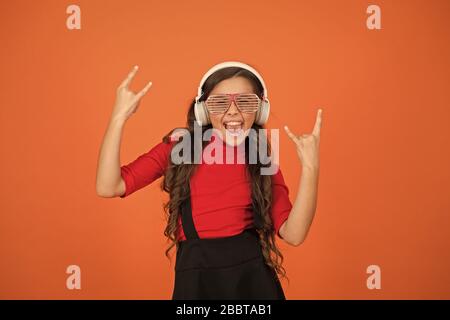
[158,66,289,282]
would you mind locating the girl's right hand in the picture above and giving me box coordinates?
[112,65,153,121]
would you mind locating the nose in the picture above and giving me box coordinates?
[226,100,239,116]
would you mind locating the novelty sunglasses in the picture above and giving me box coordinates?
[205,93,262,114]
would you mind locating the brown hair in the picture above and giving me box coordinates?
[159,66,288,282]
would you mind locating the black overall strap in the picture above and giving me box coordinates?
[180,185,199,240]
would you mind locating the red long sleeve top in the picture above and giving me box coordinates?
[120,134,292,242]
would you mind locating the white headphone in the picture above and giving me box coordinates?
[194,61,271,126]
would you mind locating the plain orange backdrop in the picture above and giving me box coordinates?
[0,0,449,299]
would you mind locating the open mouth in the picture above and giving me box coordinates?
[223,121,244,136]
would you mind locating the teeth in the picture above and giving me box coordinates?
[224,121,242,126]
[224,121,244,137]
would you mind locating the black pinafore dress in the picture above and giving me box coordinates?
[171,186,286,300]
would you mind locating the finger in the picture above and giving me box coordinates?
[134,81,153,101]
[134,100,141,111]
[119,65,139,89]
[312,108,322,137]
[283,125,299,143]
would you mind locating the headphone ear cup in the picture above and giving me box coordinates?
[194,101,210,126]
[255,100,270,125]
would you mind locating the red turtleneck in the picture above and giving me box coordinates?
[120,133,292,241]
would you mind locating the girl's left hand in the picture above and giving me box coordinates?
[284,108,322,170]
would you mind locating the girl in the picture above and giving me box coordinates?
[96,61,322,299]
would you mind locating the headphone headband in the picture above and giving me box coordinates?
[195,61,268,101]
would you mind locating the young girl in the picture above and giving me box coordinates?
[96,61,322,299]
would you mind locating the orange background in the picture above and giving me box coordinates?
[0,0,449,299]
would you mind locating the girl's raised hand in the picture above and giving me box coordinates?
[284,108,322,170]
[112,65,153,121]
